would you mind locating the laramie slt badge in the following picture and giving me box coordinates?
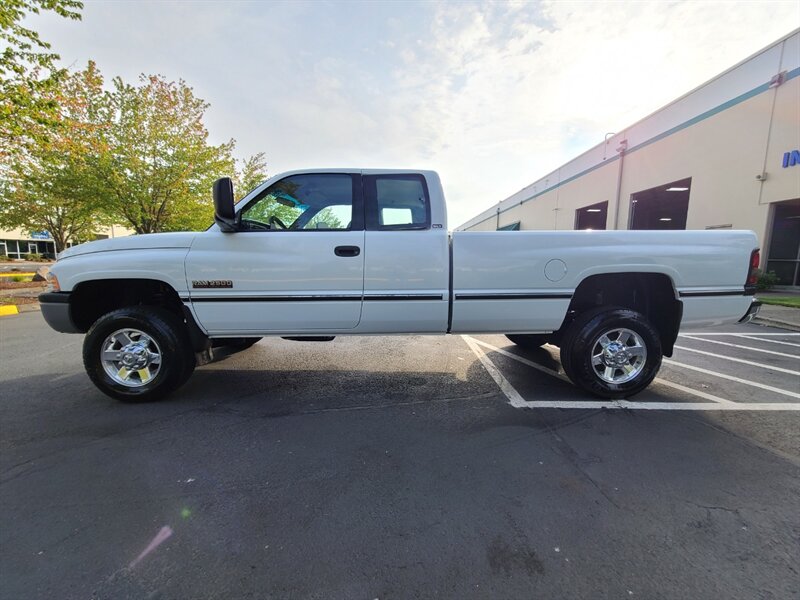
[192,280,233,289]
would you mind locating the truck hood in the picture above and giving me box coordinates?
[58,232,198,260]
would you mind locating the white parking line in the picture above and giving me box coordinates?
[467,337,735,405]
[651,379,738,405]
[494,400,800,411]
[459,336,800,410]
[462,336,528,408]
[673,345,800,376]
[466,339,570,382]
[663,359,800,400]
[679,334,800,359]
[680,333,800,336]
[729,334,800,348]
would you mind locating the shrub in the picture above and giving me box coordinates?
[756,269,781,291]
[0,255,10,262]
[24,253,44,261]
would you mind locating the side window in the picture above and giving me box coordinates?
[365,174,430,230]
[239,173,359,231]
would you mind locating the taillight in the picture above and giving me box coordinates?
[745,249,760,293]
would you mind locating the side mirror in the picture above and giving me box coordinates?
[213,177,237,233]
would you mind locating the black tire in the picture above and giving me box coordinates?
[83,306,196,402]
[211,337,261,351]
[505,334,551,349]
[560,307,662,399]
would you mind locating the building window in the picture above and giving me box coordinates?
[766,199,800,287]
[497,221,520,231]
[575,201,608,230]
[629,177,691,230]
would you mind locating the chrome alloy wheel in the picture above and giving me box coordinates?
[100,328,162,387]
[590,327,647,384]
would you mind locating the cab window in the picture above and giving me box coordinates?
[239,173,360,231]
[364,174,430,230]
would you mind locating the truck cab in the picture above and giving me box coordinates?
[187,169,450,335]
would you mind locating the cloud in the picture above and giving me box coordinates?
[30,0,800,227]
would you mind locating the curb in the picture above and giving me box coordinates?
[752,316,800,332]
[0,305,19,317]
[0,303,40,316]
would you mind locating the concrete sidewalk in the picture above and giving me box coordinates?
[755,303,800,331]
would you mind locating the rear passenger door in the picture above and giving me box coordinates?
[357,173,449,333]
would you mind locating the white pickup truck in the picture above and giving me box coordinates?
[40,169,761,402]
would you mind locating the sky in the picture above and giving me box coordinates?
[30,0,800,228]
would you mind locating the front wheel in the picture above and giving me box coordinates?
[83,307,195,402]
[560,308,662,399]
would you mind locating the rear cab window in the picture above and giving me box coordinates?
[364,174,430,230]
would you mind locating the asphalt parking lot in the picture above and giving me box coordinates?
[1,312,799,599]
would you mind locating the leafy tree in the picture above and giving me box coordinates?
[0,61,109,252]
[235,151,268,201]
[0,0,83,162]
[98,74,235,233]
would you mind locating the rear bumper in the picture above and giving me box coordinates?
[39,292,82,333]
[738,299,762,323]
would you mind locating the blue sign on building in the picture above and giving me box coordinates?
[30,231,51,240]
[782,150,800,168]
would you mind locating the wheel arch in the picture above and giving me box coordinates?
[69,278,209,352]
[560,272,682,357]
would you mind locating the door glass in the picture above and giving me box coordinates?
[240,174,355,231]
[365,174,430,230]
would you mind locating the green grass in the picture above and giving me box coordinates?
[757,296,800,308]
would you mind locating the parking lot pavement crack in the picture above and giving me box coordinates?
[547,429,622,511]
[0,460,59,485]
[683,500,741,515]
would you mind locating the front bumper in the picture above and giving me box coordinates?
[738,299,762,323]
[39,292,82,333]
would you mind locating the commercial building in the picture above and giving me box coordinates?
[458,30,800,287]
[0,225,132,260]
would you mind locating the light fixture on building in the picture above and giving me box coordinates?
[660,217,673,221]
[586,209,602,213]
[665,187,689,192]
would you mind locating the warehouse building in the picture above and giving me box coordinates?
[457,29,800,287]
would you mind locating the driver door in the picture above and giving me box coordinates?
[185,172,365,335]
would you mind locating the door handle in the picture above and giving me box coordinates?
[334,245,361,257]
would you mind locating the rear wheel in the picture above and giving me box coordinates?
[83,307,195,402]
[560,307,662,399]
[505,334,551,349]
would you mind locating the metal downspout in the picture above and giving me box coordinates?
[612,139,628,230]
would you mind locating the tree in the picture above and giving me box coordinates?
[98,74,235,233]
[0,0,83,162]
[0,61,109,252]
[235,152,268,201]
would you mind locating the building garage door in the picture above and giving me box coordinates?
[766,199,800,287]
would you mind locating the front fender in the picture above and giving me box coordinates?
[52,248,191,294]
